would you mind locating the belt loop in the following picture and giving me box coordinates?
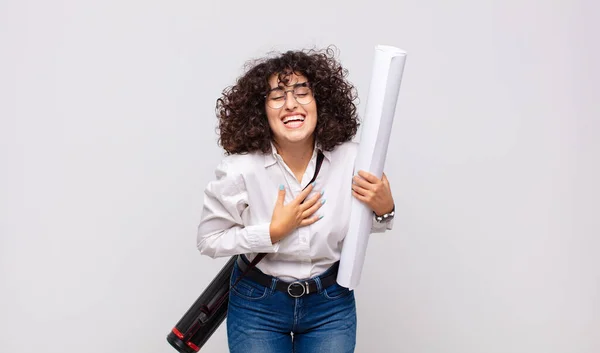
[270,277,277,295]
[314,276,323,293]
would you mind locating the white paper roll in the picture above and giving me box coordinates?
[337,45,407,289]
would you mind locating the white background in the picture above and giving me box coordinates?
[1,0,598,352]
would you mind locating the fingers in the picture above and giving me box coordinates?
[352,170,382,191]
[351,183,373,198]
[352,190,369,203]
[302,195,325,219]
[352,175,372,190]
[276,184,286,206]
[278,183,325,229]
[299,188,324,211]
[382,173,390,187]
[354,171,391,194]
[352,171,395,216]
[357,170,380,184]
[300,214,323,227]
[294,182,315,205]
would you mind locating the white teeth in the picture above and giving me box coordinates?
[283,115,305,124]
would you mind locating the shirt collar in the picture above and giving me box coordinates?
[263,143,278,167]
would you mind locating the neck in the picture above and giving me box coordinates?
[273,137,315,181]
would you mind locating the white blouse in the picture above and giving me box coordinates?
[197,141,393,281]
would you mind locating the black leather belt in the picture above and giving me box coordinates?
[236,255,340,298]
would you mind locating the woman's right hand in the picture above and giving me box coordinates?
[269,183,325,243]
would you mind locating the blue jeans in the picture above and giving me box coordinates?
[227,260,357,353]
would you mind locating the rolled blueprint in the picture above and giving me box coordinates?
[337,45,407,289]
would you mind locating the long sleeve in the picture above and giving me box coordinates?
[196,159,280,258]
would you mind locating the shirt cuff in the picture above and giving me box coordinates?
[246,223,280,253]
[371,214,394,233]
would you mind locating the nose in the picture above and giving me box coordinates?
[283,90,298,111]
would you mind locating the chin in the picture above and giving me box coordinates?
[288,131,315,143]
[275,133,312,146]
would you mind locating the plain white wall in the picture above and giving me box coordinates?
[1,0,598,352]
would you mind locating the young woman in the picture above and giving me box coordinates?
[197,47,395,353]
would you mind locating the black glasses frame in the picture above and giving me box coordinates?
[264,82,315,109]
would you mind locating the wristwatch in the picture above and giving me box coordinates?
[374,205,395,223]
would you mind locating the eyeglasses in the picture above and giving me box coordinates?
[265,82,314,109]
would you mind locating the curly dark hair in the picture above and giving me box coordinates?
[216,47,359,155]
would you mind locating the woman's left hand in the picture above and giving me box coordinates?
[351,171,395,216]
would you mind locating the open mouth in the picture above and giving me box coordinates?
[282,115,305,124]
[282,115,305,128]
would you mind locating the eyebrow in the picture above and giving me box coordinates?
[267,81,310,93]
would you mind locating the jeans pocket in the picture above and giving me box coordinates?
[322,282,352,300]
[230,266,269,301]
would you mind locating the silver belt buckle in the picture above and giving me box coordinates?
[287,282,307,298]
